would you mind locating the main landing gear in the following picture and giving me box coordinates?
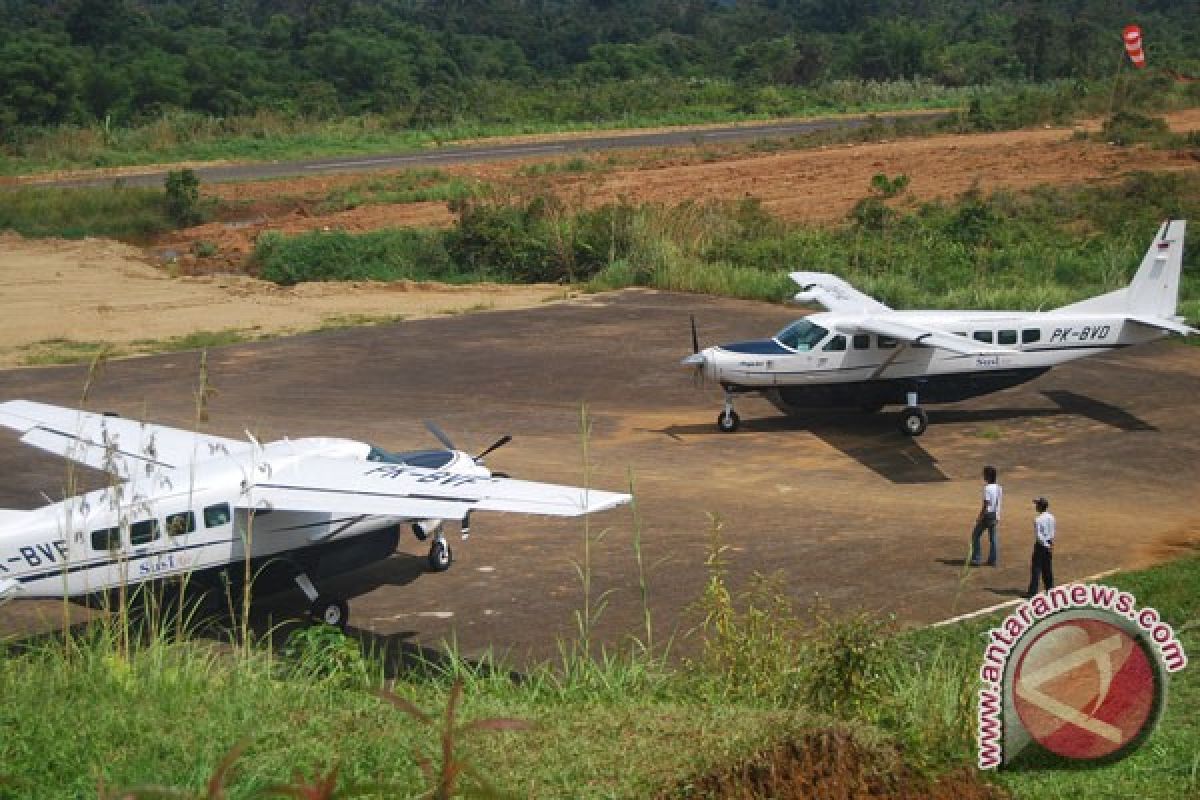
[294,572,349,629]
[897,390,928,437]
[717,390,741,433]
[412,520,455,572]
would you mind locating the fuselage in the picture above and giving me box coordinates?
[692,309,1164,410]
[0,436,482,601]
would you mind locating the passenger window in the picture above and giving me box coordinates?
[204,503,231,528]
[165,511,195,537]
[852,334,871,350]
[1022,329,1041,344]
[130,519,159,546]
[998,330,1018,345]
[877,336,897,349]
[973,331,994,344]
[91,527,120,551]
[822,335,847,352]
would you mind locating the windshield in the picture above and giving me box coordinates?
[774,319,829,352]
[367,446,456,469]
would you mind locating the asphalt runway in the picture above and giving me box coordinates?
[30,112,947,189]
[2,290,1198,662]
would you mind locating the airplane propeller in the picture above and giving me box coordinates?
[685,314,707,386]
[423,419,512,473]
[423,419,457,451]
[475,435,512,463]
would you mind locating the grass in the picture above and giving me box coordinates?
[20,330,258,366]
[0,548,1194,798]
[246,170,1199,322]
[0,184,178,240]
[312,170,483,214]
[0,501,1196,798]
[0,77,982,176]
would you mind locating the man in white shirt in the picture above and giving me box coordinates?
[970,465,1002,566]
[1026,496,1056,597]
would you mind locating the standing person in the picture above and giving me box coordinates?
[970,466,1002,566]
[1027,496,1055,597]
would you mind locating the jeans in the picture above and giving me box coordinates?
[970,513,998,565]
[1027,542,1054,596]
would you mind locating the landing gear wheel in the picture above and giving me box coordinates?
[898,406,928,437]
[310,596,349,629]
[428,540,453,572]
[717,410,741,433]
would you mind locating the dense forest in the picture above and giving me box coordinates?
[1,0,1197,132]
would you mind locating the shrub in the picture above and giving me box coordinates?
[164,168,201,226]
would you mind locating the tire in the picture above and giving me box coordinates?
[717,410,741,433]
[428,540,453,572]
[310,596,349,629]
[898,406,928,437]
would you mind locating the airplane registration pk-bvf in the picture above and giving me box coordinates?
[0,401,630,627]
[684,220,1195,435]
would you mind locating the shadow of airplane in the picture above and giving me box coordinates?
[1039,389,1157,432]
[650,389,1156,484]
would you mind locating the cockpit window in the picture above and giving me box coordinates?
[367,446,456,470]
[774,319,829,352]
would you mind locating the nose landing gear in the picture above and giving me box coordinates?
[716,391,741,433]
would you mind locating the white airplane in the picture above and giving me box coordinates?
[0,401,630,627]
[684,220,1194,436]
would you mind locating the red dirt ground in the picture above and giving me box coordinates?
[164,109,1200,272]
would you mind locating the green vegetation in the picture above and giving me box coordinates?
[0,183,176,240]
[253,171,1200,323]
[1,516,1195,798]
[314,169,482,214]
[164,168,202,226]
[2,0,1199,173]
[20,330,257,367]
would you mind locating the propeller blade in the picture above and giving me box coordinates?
[423,419,457,451]
[690,314,700,354]
[475,435,512,462]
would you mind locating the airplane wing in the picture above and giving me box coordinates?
[244,456,631,521]
[789,272,892,313]
[0,399,249,477]
[832,317,1006,355]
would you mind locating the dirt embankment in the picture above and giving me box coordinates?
[0,234,571,367]
[2,109,1197,366]
[167,109,1200,270]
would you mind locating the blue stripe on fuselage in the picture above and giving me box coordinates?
[718,339,792,355]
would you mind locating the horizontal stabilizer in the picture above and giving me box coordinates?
[1127,315,1199,336]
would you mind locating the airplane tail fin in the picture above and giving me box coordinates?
[1056,220,1187,318]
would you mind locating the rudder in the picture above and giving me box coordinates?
[1127,219,1186,317]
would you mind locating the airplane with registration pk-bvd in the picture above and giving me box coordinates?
[0,402,630,627]
[683,220,1195,436]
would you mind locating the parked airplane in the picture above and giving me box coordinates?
[684,220,1194,435]
[0,401,630,627]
